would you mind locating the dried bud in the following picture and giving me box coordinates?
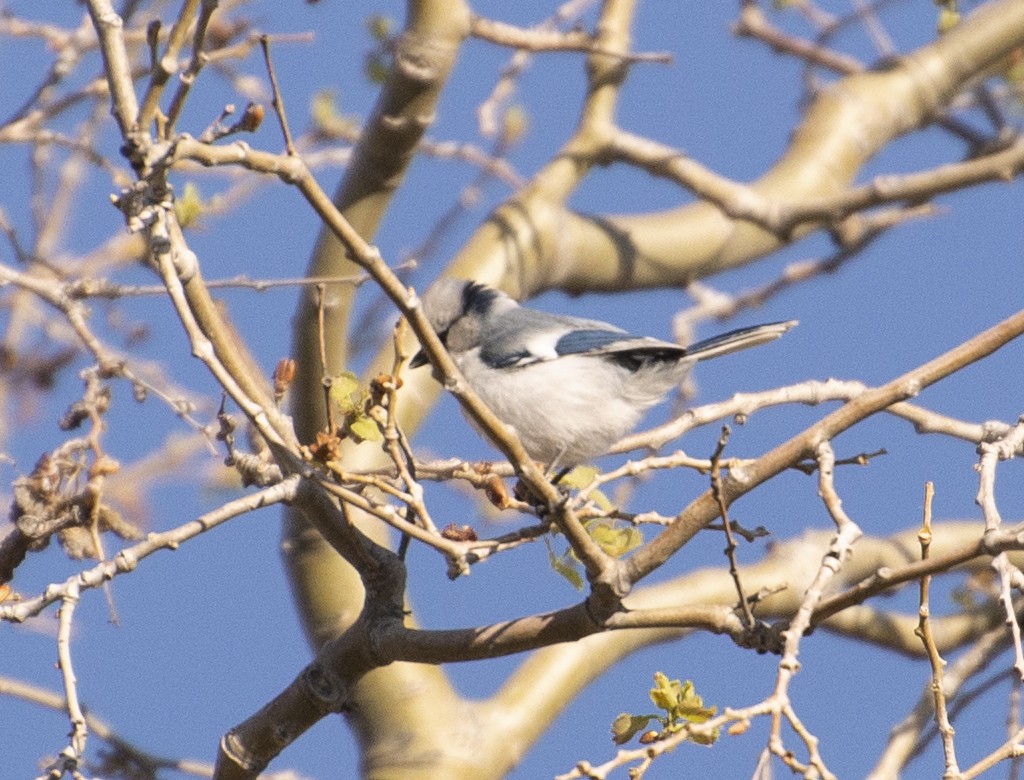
[98,360,125,379]
[59,526,97,560]
[97,504,143,540]
[89,455,120,479]
[309,431,342,463]
[368,373,392,402]
[59,402,89,431]
[370,373,402,394]
[441,524,478,542]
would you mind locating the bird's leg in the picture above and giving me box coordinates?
[551,467,572,485]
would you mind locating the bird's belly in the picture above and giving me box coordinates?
[461,357,678,465]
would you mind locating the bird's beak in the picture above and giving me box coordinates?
[409,350,429,368]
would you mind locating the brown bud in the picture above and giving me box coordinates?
[238,102,264,133]
[727,720,751,736]
[309,431,342,463]
[483,476,509,509]
[273,358,297,400]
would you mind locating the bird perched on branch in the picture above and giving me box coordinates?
[411,279,796,469]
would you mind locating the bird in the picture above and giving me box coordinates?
[411,279,796,469]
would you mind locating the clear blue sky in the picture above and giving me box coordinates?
[3,2,1024,778]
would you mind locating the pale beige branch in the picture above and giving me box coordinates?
[470,13,670,62]
[733,2,864,75]
[615,378,1018,455]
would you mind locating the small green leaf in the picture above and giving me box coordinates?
[334,371,360,397]
[688,727,721,746]
[559,465,600,489]
[310,90,360,138]
[366,14,393,41]
[649,673,717,728]
[349,415,382,443]
[586,520,642,558]
[545,537,584,590]
[937,7,960,33]
[588,488,614,512]
[174,182,204,229]
[611,713,657,745]
[329,371,361,413]
[557,466,615,509]
[676,680,717,724]
[649,671,680,712]
[365,53,390,85]
[501,104,529,145]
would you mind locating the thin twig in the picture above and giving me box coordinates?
[914,482,960,778]
[137,0,198,132]
[316,284,336,435]
[259,34,296,154]
[36,585,88,780]
[710,426,754,628]
[163,0,220,134]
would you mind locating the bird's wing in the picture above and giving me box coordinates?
[685,321,798,361]
[556,320,799,369]
[483,320,797,370]
[481,326,573,368]
[477,311,609,368]
[555,329,684,357]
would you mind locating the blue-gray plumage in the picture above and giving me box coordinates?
[412,279,796,467]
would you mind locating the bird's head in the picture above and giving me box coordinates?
[410,279,509,367]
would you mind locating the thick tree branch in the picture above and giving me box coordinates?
[627,307,1024,582]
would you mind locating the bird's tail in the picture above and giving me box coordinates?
[687,321,798,361]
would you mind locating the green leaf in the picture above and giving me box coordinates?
[545,537,584,590]
[650,673,717,726]
[559,465,600,489]
[649,671,680,712]
[366,14,393,41]
[335,371,360,397]
[310,90,340,127]
[349,415,382,443]
[937,7,960,33]
[588,489,614,512]
[611,713,657,745]
[174,182,204,229]
[365,53,390,85]
[675,681,717,724]
[329,371,361,413]
[688,727,721,746]
[310,90,360,138]
[501,104,529,145]
[586,520,642,558]
[557,466,614,510]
